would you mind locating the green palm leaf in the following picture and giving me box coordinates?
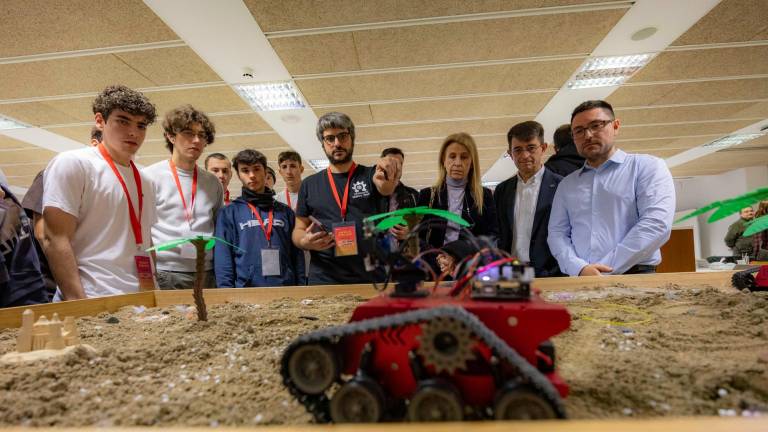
[376,216,407,231]
[675,201,722,223]
[147,235,243,253]
[744,214,768,237]
[676,187,768,224]
[365,206,470,230]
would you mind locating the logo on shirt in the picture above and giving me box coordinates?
[239,219,286,231]
[351,180,369,199]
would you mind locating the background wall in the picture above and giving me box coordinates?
[674,164,768,258]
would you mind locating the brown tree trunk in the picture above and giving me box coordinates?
[191,239,208,321]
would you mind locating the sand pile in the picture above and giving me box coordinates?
[0,287,766,426]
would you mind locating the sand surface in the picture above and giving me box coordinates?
[0,286,766,426]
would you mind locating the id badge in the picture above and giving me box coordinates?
[333,221,358,257]
[134,254,156,291]
[261,247,281,276]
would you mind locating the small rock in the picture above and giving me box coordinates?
[299,315,319,321]
[717,388,728,397]
[301,299,314,306]
[622,408,633,416]
[105,316,120,324]
[253,414,264,423]
[757,351,768,364]
[742,288,752,294]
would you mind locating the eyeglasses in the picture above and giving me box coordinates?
[179,130,209,143]
[571,119,613,140]
[509,144,541,157]
[322,131,351,144]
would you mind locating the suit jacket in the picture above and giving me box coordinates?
[417,184,498,250]
[494,168,563,277]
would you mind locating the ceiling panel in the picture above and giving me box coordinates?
[0,0,178,58]
[357,117,526,143]
[41,126,97,145]
[114,47,222,86]
[355,134,508,157]
[208,113,273,134]
[0,135,38,150]
[617,119,756,140]
[0,55,156,100]
[0,147,59,165]
[0,101,89,127]
[670,148,768,176]
[608,78,768,107]
[370,93,552,123]
[273,10,622,74]
[246,0,622,32]
[314,105,375,124]
[615,102,763,125]
[298,60,577,105]
[629,46,768,83]
[671,0,768,46]
[0,163,48,177]
[617,136,719,152]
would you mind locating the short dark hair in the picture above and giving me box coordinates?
[90,127,102,143]
[381,147,405,158]
[92,85,157,124]
[553,124,575,152]
[232,149,267,172]
[316,112,355,144]
[278,150,302,165]
[204,152,229,170]
[506,120,544,147]
[571,100,615,122]
[162,105,216,153]
[266,166,276,182]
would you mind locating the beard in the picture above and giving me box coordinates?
[325,146,353,165]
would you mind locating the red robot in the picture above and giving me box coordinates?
[280,210,571,422]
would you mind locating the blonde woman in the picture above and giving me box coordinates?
[417,133,498,274]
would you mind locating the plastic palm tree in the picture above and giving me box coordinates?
[365,206,470,257]
[676,186,768,236]
[147,235,242,321]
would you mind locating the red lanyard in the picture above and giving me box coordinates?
[98,143,143,246]
[246,203,273,244]
[285,189,291,208]
[168,159,197,224]
[326,163,356,221]
[224,190,230,205]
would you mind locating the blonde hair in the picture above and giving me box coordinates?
[756,200,768,218]
[432,132,484,214]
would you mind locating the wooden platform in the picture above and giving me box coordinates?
[0,271,737,329]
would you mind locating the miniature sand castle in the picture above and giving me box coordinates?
[1,309,96,363]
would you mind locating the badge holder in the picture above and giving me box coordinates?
[134,252,156,291]
[333,221,358,257]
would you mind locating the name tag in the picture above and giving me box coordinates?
[261,248,281,276]
[134,254,156,291]
[333,222,358,257]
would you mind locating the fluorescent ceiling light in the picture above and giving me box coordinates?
[233,81,306,112]
[0,115,28,131]
[482,181,501,188]
[567,54,652,89]
[702,133,765,149]
[308,159,330,171]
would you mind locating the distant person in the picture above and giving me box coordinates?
[380,147,418,242]
[725,206,757,258]
[266,166,277,190]
[21,127,102,300]
[548,100,675,276]
[43,85,159,299]
[143,105,223,289]
[544,124,586,177]
[0,184,48,307]
[275,151,304,211]
[205,153,233,204]
[494,121,563,277]
[292,112,400,285]
[214,149,302,287]
[417,133,498,275]
[753,201,768,261]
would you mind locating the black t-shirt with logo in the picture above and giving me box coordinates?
[295,164,385,285]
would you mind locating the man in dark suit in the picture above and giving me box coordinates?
[494,121,563,277]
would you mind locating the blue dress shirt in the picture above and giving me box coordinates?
[547,149,675,276]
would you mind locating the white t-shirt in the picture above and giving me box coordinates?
[43,146,158,298]
[275,188,299,211]
[143,160,223,272]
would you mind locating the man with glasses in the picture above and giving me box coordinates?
[494,121,563,277]
[548,100,675,276]
[143,105,223,289]
[293,112,400,285]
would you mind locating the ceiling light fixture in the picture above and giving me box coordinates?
[567,53,653,89]
[308,159,330,171]
[0,115,29,131]
[233,81,306,112]
[702,133,765,150]
[482,181,501,188]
